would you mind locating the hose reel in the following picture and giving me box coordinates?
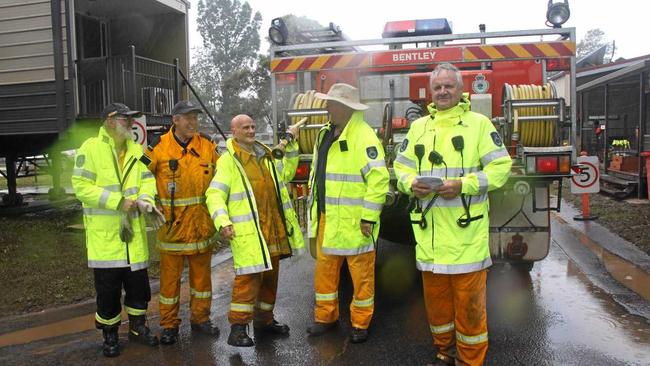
[503,83,559,147]
[288,90,328,154]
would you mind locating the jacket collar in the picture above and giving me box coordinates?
[426,94,471,127]
[98,126,140,156]
[337,111,365,142]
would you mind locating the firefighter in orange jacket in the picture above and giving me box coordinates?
[141,101,220,345]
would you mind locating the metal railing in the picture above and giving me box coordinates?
[77,46,179,121]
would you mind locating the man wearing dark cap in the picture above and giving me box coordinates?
[140,100,221,345]
[72,102,160,357]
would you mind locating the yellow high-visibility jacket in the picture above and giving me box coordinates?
[308,111,390,256]
[394,98,512,274]
[142,129,219,255]
[206,139,304,275]
[71,126,157,270]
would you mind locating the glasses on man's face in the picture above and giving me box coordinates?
[114,116,133,124]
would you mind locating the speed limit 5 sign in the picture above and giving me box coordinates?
[571,156,600,194]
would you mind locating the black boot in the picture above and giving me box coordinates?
[102,327,120,358]
[227,324,254,347]
[128,315,159,347]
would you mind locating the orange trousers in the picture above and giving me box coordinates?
[159,251,212,329]
[314,216,375,329]
[229,256,280,326]
[422,270,488,366]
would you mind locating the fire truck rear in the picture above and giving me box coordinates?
[269,17,577,271]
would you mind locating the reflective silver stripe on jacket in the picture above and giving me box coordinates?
[88,259,129,268]
[416,257,492,274]
[360,160,387,176]
[285,150,299,158]
[160,196,206,206]
[324,196,363,206]
[103,184,121,192]
[228,192,246,202]
[325,173,364,183]
[138,194,154,202]
[395,154,416,169]
[211,208,228,220]
[210,181,229,194]
[141,171,154,180]
[480,148,509,166]
[420,192,488,208]
[124,187,139,196]
[321,243,374,256]
[418,167,479,178]
[98,189,111,208]
[130,261,148,271]
[282,201,293,210]
[73,168,97,180]
[230,213,255,223]
[235,264,269,275]
[83,208,121,216]
[363,200,383,211]
[476,171,489,194]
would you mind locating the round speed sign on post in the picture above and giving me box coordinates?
[571,155,600,194]
[131,115,148,146]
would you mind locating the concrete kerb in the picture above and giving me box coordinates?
[556,200,650,275]
[0,248,233,336]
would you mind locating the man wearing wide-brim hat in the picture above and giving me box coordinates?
[306,83,389,343]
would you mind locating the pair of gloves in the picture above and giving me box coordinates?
[136,200,166,230]
[119,200,166,243]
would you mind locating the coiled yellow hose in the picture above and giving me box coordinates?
[290,90,328,154]
[503,83,556,147]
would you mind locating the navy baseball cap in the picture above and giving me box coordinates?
[172,100,203,115]
[101,102,142,120]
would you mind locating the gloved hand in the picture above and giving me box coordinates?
[136,200,153,213]
[120,213,134,243]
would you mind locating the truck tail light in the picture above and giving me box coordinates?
[525,153,572,175]
[276,73,297,85]
[293,161,311,181]
[546,58,570,71]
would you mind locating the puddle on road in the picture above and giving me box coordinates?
[555,215,650,302]
[0,260,235,349]
[513,241,650,365]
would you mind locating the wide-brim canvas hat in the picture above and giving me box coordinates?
[315,83,368,111]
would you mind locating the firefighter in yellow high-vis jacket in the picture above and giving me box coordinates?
[71,103,159,358]
[394,63,512,366]
[306,83,390,344]
[206,114,304,347]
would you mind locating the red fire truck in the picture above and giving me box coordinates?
[268,16,577,271]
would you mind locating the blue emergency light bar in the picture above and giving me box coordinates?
[382,18,452,38]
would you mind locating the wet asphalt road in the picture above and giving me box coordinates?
[1,214,650,366]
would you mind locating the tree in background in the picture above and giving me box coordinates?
[192,0,262,129]
[577,28,615,61]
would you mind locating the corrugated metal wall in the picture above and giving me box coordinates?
[0,0,72,138]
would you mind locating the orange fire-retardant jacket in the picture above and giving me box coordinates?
[142,129,220,255]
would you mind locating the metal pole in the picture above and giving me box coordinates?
[604,83,609,174]
[638,71,647,199]
[173,58,180,104]
[130,45,137,108]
